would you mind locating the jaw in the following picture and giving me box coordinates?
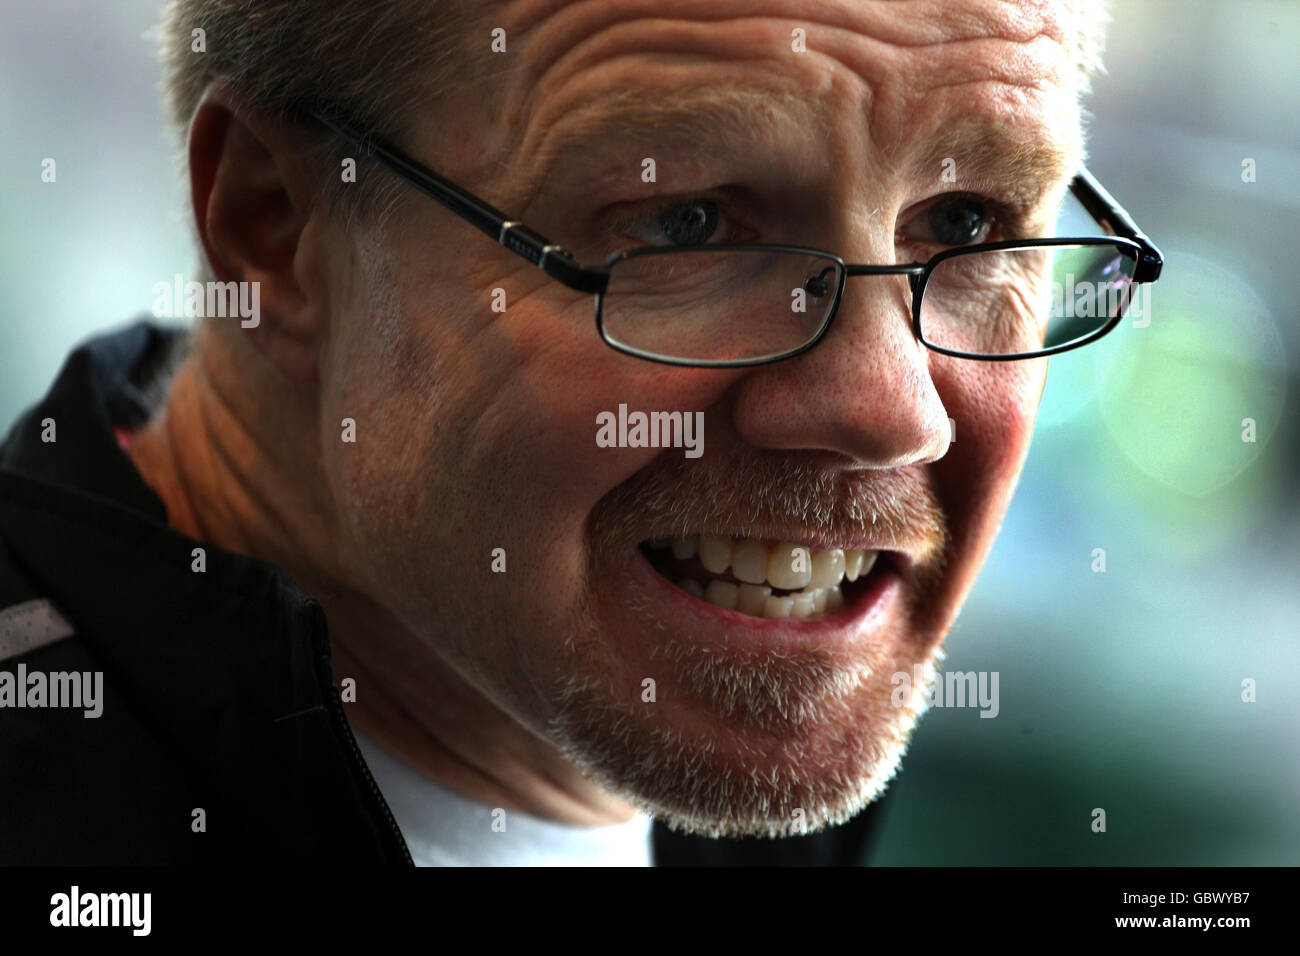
[522,525,957,838]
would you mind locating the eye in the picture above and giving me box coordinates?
[613,198,740,248]
[902,194,998,248]
[657,200,719,246]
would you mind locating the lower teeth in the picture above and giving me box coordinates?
[642,538,877,620]
[677,576,846,619]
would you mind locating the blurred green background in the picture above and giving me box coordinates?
[1,1,1296,864]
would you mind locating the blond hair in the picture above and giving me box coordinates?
[159,0,476,224]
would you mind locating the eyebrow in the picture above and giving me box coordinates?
[912,118,1080,206]
[515,83,1076,209]
[532,84,820,160]
[513,84,823,198]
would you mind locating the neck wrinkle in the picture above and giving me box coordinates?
[327,612,641,829]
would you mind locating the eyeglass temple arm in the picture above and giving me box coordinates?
[307,109,609,294]
[1069,167,1163,282]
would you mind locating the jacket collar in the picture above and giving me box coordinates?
[0,320,407,863]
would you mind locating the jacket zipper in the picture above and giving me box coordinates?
[310,603,414,866]
[325,677,414,866]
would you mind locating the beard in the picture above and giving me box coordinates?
[542,445,952,839]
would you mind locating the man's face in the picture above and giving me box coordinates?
[313,0,1079,836]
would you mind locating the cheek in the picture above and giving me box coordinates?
[929,357,1046,561]
[320,246,730,613]
[457,261,741,525]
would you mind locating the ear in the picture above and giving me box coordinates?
[187,82,326,384]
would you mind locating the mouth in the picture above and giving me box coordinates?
[638,533,900,621]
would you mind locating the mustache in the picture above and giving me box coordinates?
[589,444,949,575]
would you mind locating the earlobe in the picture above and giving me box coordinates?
[187,87,324,384]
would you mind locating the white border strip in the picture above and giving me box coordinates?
[0,598,76,662]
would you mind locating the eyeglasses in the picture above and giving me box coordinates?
[306,108,1163,367]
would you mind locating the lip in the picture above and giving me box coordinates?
[625,543,905,654]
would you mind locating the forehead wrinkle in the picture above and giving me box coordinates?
[506,82,829,202]
[851,0,1072,58]
[550,83,817,156]
[495,3,786,152]
[494,0,1076,133]
[504,0,1073,58]
[476,1,1080,210]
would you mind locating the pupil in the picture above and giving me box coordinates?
[659,201,718,246]
[928,198,986,245]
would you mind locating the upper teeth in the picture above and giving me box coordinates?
[650,534,880,617]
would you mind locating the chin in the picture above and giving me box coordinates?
[540,531,953,838]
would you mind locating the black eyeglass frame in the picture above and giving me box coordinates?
[306,108,1164,367]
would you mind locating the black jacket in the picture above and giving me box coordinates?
[0,321,889,866]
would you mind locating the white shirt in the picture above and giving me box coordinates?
[351,724,654,867]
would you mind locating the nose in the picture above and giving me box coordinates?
[730,269,952,468]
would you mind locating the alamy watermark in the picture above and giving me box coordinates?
[0,663,102,718]
[50,886,150,936]
[1052,272,1152,328]
[151,274,260,327]
[596,404,705,459]
[892,665,999,718]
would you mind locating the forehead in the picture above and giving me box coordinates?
[437,0,1083,209]
[488,3,1076,151]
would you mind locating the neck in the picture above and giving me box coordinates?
[127,324,638,827]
